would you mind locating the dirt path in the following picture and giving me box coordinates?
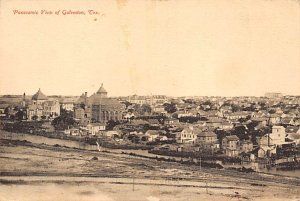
[0,134,300,200]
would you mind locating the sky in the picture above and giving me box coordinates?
[0,0,299,97]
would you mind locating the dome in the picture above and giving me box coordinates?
[32,88,48,100]
[97,83,107,94]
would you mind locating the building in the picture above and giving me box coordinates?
[265,92,283,99]
[150,95,167,105]
[152,105,166,114]
[196,131,219,149]
[259,126,286,146]
[26,89,60,120]
[144,130,160,142]
[74,84,125,123]
[240,140,254,153]
[86,123,106,135]
[59,97,78,111]
[222,135,240,157]
[177,126,198,144]
[128,95,148,105]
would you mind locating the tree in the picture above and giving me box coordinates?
[15,110,25,121]
[163,102,177,113]
[10,114,16,121]
[141,104,152,114]
[247,121,259,130]
[215,129,228,142]
[231,125,249,140]
[32,115,38,121]
[106,120,120,130]
[52,112,76,130]
[231,104,242,112]
[179,116,199,123]
[121,101,132,109]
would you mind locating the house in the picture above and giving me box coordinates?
[219,122,234,130]
[174,111,194,118]
[157,135,168,142]
[281,117,295,126]
[240,140,253,153]
[150,95,167,105]
[147,119,160,127]
[225,112,249,121]
[206,119,223,128]
[144,130,162,142]
[257,146,277,158]
[177,126,198,144]
[86,123,106,135]
[268,114,281,125]
[128,95,148,105]
[152,105,166,114]
[222,135,240,157]
[258,126,286,146]
[64,128,80,136]
[196,131,219,149]
[164,118,179,125]
[104,130,122,138]
[197,131,217,144]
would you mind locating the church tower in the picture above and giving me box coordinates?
[96,83,108,98]
[21,92,26,107]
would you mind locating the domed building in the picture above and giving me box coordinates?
[27,88,60,120]
[74,84,125,123]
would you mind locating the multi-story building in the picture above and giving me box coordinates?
[26,89,60,120]
[222,135,240,157]
[74,84,125,123]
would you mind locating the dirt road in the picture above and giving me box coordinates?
[0,132,299,201]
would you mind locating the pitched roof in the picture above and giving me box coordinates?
[32,89,48,100]
[225,135,239,141]
[97,83,107,94]
[182,126,201,134]
[197,131,216,137]
[145,130,160,136]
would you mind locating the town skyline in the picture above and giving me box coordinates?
[0,85,298,98]
[1,1,300,200]
[1,0,299,97]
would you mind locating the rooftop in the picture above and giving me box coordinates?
[32,88,48,100]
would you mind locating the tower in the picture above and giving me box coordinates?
[96,83,107,98]
[21,92,26,107]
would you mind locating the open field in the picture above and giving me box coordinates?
[0,131,300,201]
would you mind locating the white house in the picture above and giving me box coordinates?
[86,123,106,135]
[177,126,198,144]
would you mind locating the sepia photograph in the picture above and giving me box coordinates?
[0,0,299,200]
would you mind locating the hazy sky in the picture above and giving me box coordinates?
[0,0,299,97]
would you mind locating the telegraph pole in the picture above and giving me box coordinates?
[199,156,202,171]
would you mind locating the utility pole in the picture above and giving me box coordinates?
[132,176,135,191]
[199,156,202,171]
